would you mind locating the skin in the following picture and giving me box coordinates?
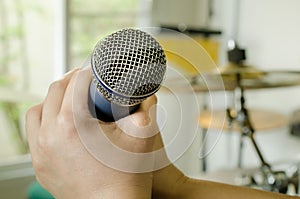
[26,68,300,199]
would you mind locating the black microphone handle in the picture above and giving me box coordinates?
[88,80,140,122]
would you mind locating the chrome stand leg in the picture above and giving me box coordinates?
[237,133,244,168]
[201,128,208,172]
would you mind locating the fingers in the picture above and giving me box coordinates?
[63,67,93,118]
[26,103,43,153]
[59,70,79,115]
[42,68,80,124]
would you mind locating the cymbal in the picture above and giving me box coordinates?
[163,69,300,92]
[198,108,288,131]
[218,63,265,79]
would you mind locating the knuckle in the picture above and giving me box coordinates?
[73,69,81,76]
[36,127,58,155]
[49,80,66,91]
[58,109,74,126]
[37,134,47,148]
[57,112,77,137]
[26,105,40,120]
[35,112,77,152]
[37,134,51,154]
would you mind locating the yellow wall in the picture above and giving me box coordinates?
[157,34,220,75]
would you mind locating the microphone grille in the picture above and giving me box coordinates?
[92,28,167,106]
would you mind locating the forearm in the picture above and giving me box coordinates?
[152,164,185,199]
[90,173,153,199]
[90,185,152,199]
[152,133,300,199]
[176,177,299,199]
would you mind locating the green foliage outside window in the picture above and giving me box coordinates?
[69,0,138,67]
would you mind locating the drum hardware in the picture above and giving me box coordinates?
[162,60,300,193]
[163,65,300,93]
[239,164,299,194]
[228,73,271,169]
[228,73,299,194]
[199,108,288,132]
[290,109,300,137]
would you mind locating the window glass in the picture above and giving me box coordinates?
[69,0,138,67]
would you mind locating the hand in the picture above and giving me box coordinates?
[26,67,159,199]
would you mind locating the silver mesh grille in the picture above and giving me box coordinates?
[92,28,167,106]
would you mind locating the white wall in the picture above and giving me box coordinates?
[237,0,300,69]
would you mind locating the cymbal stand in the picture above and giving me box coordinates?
[226,73,299,194]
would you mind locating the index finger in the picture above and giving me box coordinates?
[25,103,43,154]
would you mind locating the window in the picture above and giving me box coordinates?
[0,0,55,158]
[67,0,143,68]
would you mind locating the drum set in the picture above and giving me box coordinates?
[164,61,300,194]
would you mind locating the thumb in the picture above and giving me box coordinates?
[116,95,159,139]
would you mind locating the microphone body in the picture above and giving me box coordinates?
[89,80,140,121]
[88,29,166,122]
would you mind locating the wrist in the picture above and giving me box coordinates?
[88,173,153,199]
[89,186,152,199]
[152,165,188,199]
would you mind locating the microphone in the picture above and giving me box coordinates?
[89,28,167,122]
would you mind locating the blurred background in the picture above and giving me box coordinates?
[1,0,300,198]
